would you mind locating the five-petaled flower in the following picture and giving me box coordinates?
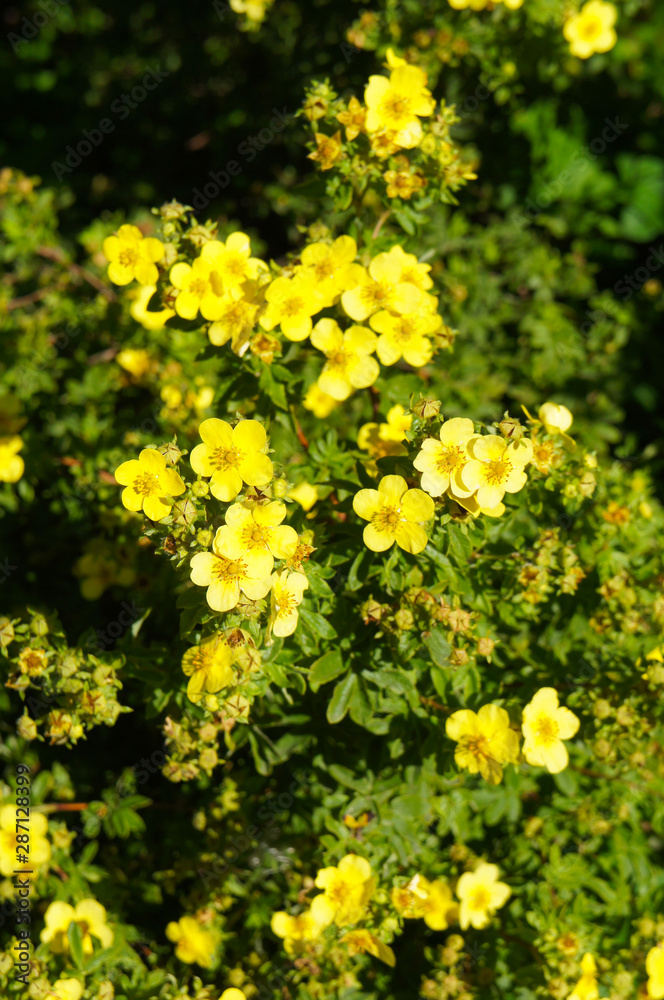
[215,500,298,577]
[521,687,580,773]
[539,401,573,435]
[365,64,436,148]
[311,319,379,400]
[311,853,375,927]
[456,434,533,509]
[181,634,236,702]
[41,898,113,954]
[647,942,664,1000]
[456,862,510,930]
[199,231,267,289]
[369,309,438,367]
[340,929,396,967]
[341,252,423,322]
[0,804,50,877]
[414,417,476,497]
[169,256,225,321]
[296,235,357,307]
[190,418,273,502]
[270,568,309,636]
[446,703,520,785]
[271,906,330,953]
[0,434,25,483]
[103,224,164,286]
[190,528,272,613]
[568,952,599,1000]
[114,448,185,521]
[564,0,617,59]
[165,915,219,968]
[353,474,434,553]
[260,274,325,341]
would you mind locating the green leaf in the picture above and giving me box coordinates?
[299,606,338,640]
[310,649,346,692]
[349,675,373,726]
[423,629,451,667]
[68,920,85,969]
[447,523,473,564]
[326,672,357,724]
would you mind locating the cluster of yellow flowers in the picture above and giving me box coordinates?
[448,0,522,9]
[446,687,580,783]
[271,853,511,967]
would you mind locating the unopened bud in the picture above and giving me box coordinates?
[412,396,441,420]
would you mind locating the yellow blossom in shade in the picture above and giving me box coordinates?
[521,687,580,773]
[563,0,617,58]
[271,906,330,953]
[340,929,396,967]
[391,874,430,918]
[368,310,438,367]
[200,231,267,289]
[451,491,506,519]
[189,529,272,613]
[414,418,475,497]
[456,435,533,509]
[304,383,339,418]
[312,854,375,927]
[382,244,433,291]
[0,804,50,876]
[308,130,344,170]
[365,64,435,148]
[539,401,573,435]
[647,942,664,1000]
[310,319,379,401]
[353,475,434,554]
[421,880,459,931]
[446,704,520,785]
[41,899,113,954]
[296,236,357,306]
[18,647,50,676]
[336,96,367,140]
[289,482,319,511]
[208,279,265,356]
[270,569,309,636]
[45,980,84,1000]
[114,448,185,521]
[384,161,426,200]
[358,405,412,466]
[102,224,164,286]
[0,435,24,483]
[116,348,152,379]
[260,274,325,342]
[341,255,423,321]
[456,863,511,930]
[130,284,175,329]
[190,418,273,502]
[181,634,236,702]
[214,501,298,577]
[169,256,225,321]
[568,953,599,1000]
[369,129,402,159]
[73,541,135,600]
[165,915,219,968]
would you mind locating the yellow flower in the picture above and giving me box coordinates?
[220,991,247,1000]
[0,435,24,483]
[189,528,272,613]
[414,417,475,497]
[353,475,434,553]
[271,906,330,953]
[169,256,225,321]
[358,405,412,468]
[260,274,325,342]
[214,501,298,577]
[190,418,273,502]
[0,804,50,876]
[116,348,152,379]
[303,383,339,418]
[391,874,430,918]
[568,953,599,1000]
[446,704,520,784]
[368,310,438,367]
[270,569,309,636]
[308,130,344,170]
[289,482,319,511]
[421,879,459,930]
[384,162,426,200]
[340,929,396,967]
[647,942,664,1000]
[310,319,379,401]
[456,434,532,509]
[41,899,113,954]
[539,402,573,435]
[336,96,367,140]
[456,863,510,930]
[129,284,175,329]
[199,231,267,289]
[165,915,218,968]
[341,253,423,322]
[564,1,617,59]
[73,540,135,600]
[521,687,580,773]
[312,853,375,927]
[365,64,435,148]
[102,224,164,286]
[296,235,357,306]
[114,448,185,521]
[369,129,402,159]
[45,979,84,1000]
[382,245,433,293]
[181,634,236,702]
[18,648,50,676]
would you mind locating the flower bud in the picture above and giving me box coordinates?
[497,413,524,439]
[412,396,441,420]
[196,529,214,548]
[17,714,38,740]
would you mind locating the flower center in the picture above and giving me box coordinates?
[372,503,401,533]
[247,525,267,546]
[484,457,511,485]
[469,887,492,912]
[189,277,210,299]
[282,295,306,318]
[118,247,139,268]
[579,15,602,39]
[221,253,247,280]
[383,93,410,122]
[436,444,465,475]
[534,715,559,745]
[211,446,241,471]
[214,556,247,581]
[133,472,159,496]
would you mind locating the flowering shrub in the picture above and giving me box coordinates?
[1,2,664,1000]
